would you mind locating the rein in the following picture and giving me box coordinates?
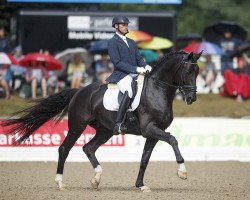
[147,61,197,95]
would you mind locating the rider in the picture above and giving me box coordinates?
[106,15,152,135]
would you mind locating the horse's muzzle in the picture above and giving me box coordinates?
[180,85,197,105]
[186,93,196,105]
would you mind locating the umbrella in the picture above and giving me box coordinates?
[229,42,250,58]
[19,53,62,71]
[126,30,153,42]
[0,53,18,65]
[138,36,173,50]
[88,40,108,54]
[55,47,92,70]
[203,21,248,44]
[139,49,159,63]
[183,41,224,55]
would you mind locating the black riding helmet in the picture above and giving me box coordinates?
[112,16,130,28]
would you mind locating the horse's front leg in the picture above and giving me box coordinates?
[136,138,158,192]
[143,123,187,180]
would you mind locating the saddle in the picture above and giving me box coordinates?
[103,74,145,111]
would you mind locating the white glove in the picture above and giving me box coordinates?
[145,65,152,72]
[136,67,147,74]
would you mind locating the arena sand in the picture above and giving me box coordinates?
[0,161,249,200]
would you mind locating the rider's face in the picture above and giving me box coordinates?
[116,23,129,35]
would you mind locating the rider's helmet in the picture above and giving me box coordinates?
[112,16,130,28]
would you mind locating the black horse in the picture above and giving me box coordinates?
[2,51,201,192]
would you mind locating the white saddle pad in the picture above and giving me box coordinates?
[103,75,145,111]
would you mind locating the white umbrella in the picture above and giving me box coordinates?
[0,53,18,65]
[55,47,93,70]
[54,48,95,86]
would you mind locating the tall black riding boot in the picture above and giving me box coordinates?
[113,91,132,135]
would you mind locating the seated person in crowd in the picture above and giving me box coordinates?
[25,61,49,99]
[219,31,242,74]
[222,56,250,102]
[95,53,113,84]
[201,55,216,90]
[0,64,12,99]
[11,45,26,90]
[47,71,59,94]
[241,54,250,75]
[234,56,248,75]
[67,54,86,88]
[220,57,250,103]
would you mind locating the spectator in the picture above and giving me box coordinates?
[67,54,86,88]
[242,54,250,75]
[47,71,58,94]
[0,26,11,53]
[0,64,12,99]
[95,53,113,83]
[43,49,50,56]
[25,61,49,99]
[220,56,250,103]
[234,56,248,75]
[219,31,242,74]
[201,55,216,92]
[11,46,26,90]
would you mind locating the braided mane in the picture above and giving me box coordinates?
[151,51,187,73]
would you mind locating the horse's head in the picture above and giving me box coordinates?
[149,51,202,105]
[174,51,202,105]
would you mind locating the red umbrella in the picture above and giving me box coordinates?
[19,53,62,70]
[0,53,18,65]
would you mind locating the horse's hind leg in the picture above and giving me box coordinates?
[82,125,112,189]
[55,123,86,190]
[136,138,158,192]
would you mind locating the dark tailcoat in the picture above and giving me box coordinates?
[106,34,146,83]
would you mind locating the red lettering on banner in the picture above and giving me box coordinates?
[0,120,125,147]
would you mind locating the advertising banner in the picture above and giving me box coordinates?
[0,120,124,147]
[15,10,176,54]
[0,118,249,161]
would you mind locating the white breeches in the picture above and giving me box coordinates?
[117,75,134,98]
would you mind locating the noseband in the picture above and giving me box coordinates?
[149,60,197,97]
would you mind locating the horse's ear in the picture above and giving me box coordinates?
[194,51,203,61]
[187,52,194,61]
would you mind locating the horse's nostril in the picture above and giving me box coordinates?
[187,96,192,101]
[186,95,196,104]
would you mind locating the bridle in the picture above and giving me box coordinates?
[148,60,198,97]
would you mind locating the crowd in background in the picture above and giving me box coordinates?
[0,25,116,100]
[1,24,250,102]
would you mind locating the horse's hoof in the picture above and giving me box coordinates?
[56,181,66,190]
[139,186,151,192]
[177,169,187,180]
[90,178,100,189]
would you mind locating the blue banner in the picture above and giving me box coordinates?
[8,0,182,4]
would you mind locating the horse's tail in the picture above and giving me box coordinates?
[1,88,78,144]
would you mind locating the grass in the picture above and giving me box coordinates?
[173,94,250,118]
[0,94,28,118]
[0,93,250,118]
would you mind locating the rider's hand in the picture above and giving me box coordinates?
[136,67,147,74]
[145,65,152,72]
